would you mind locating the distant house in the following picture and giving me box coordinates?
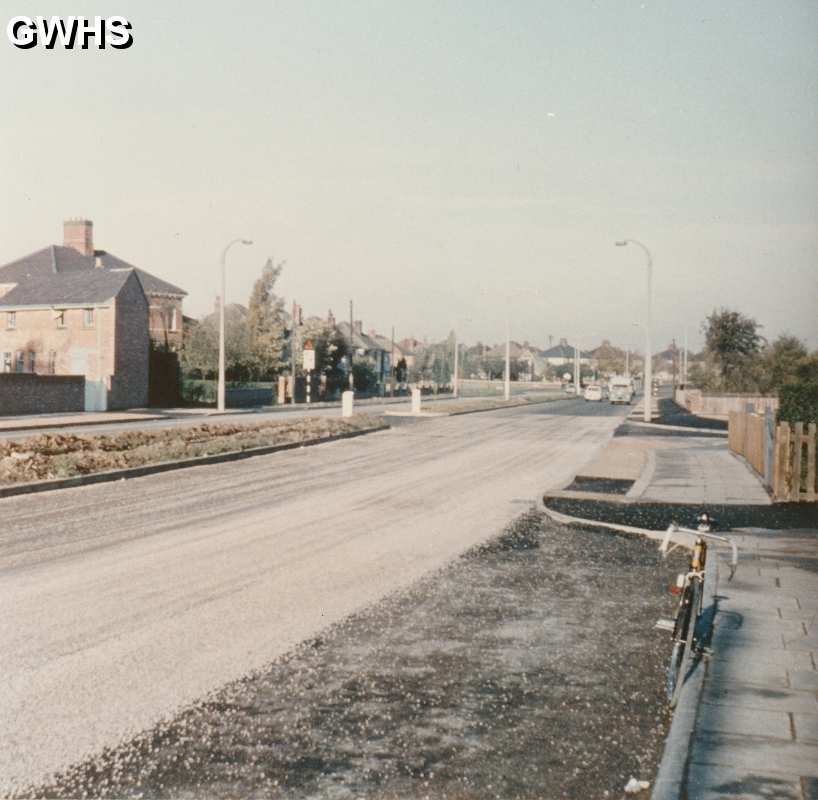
[0,267,150,410]
[0,220,187,351]
[541,338,592,367]
[336,320,391,386]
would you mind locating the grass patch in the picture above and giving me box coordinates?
[0,414,385,485]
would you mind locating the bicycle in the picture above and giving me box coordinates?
[658,513,738,708]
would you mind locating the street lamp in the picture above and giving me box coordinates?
[218,238,253,412]
[616,239,653,422]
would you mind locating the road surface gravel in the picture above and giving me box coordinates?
[0,400,626,795]
[17,513,685,800]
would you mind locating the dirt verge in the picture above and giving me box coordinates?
[20,513,686,800]
[0,415,383,485]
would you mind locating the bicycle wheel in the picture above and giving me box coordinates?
[667,580,701,708]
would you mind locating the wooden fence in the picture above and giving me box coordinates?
[728,411,817,502]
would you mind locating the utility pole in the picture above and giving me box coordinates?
[683,326,689,387]
[504,318,511,401]
[625,349,630,377]
[574,341,580,394]
[348,299,354,390]
[390,325,395,397]
[453,330,459,398]
[290,300,300,403]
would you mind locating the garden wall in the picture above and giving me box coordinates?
[676,388,778,418]
[0,374,85,415]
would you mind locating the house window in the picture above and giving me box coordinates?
[28,351,36,373]
[170,307,178,332]
[15,352,24,373]
[47,351,56,375]
[83,308,94,328]
[56,310,66,328]
[2,353,11,373]
[6,311,15,329]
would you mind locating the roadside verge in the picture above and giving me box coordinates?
[0,423,388,500]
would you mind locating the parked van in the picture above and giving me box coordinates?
[584,384,603,402]
[609,377,634,405]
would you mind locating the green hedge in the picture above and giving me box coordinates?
[778,382,818,424]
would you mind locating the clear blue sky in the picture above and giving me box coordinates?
[2,0,816,352]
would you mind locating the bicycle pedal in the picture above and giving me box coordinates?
[655,618,675,632]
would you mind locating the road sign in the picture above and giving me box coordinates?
[302,342,315,371]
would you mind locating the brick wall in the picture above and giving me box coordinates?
[111,272,150,409]
[148,295,184,351]
[0,306,115,379]
[0,373,84,414]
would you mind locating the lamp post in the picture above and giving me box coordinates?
[616,239,653,422]
[218,238,253,412]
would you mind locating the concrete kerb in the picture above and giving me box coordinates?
[0,413,168,433]
[626,420,728,436]
[541,501,719,800]
[0,424,390,499]
[651,554,719,800]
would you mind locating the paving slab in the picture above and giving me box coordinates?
[686,763,803,800]
[794,713,818,744]
[702,682,818,714]
[696,703,792,739]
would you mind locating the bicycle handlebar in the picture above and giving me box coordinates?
[660,524,739,580]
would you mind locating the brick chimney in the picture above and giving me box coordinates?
[64,219,94,257]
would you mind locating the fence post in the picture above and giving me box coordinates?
[773,423,786,501]
[791,422,804,502]
[764,408,775,489]
[807,422,817,503]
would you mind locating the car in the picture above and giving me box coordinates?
[565,384,577,394]
[584,385,603,402]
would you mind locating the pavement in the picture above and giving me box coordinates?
[685,528,818,800]
[0,396,626,795]
[551,403,818,799]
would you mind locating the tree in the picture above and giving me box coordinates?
[300,318,349,396]
[395,357,408,383]
[246,258,287,380]
[702,308,764,391]
[181,306,252,380]
[755,334,809,394]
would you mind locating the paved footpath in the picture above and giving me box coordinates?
[685,528,818,800]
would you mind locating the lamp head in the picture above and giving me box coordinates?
[241,239,253,246]
[615,240,628,247]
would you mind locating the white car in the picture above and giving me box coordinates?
[584,385,603,402]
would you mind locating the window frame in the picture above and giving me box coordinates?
[83,308,95,329]
[6,311,15,330]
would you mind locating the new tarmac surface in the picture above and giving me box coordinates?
[0,397,626,794]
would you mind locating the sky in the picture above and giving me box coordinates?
[2,0,817,353]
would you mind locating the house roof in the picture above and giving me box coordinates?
[541,342,592,359]
[0,268,140,307]
[336,321,387,353]
[0,245,186,297]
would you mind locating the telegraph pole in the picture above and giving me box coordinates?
[390,325,395,397]
[348,299,354,390]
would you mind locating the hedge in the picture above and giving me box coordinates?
[777,381,818,424]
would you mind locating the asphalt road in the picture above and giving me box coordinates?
[0,390,603,442]
[0,397,628,795]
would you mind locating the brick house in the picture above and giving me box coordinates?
[0,268,149,410]
[0,220,187,350]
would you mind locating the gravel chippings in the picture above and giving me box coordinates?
[19,513,685,800]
